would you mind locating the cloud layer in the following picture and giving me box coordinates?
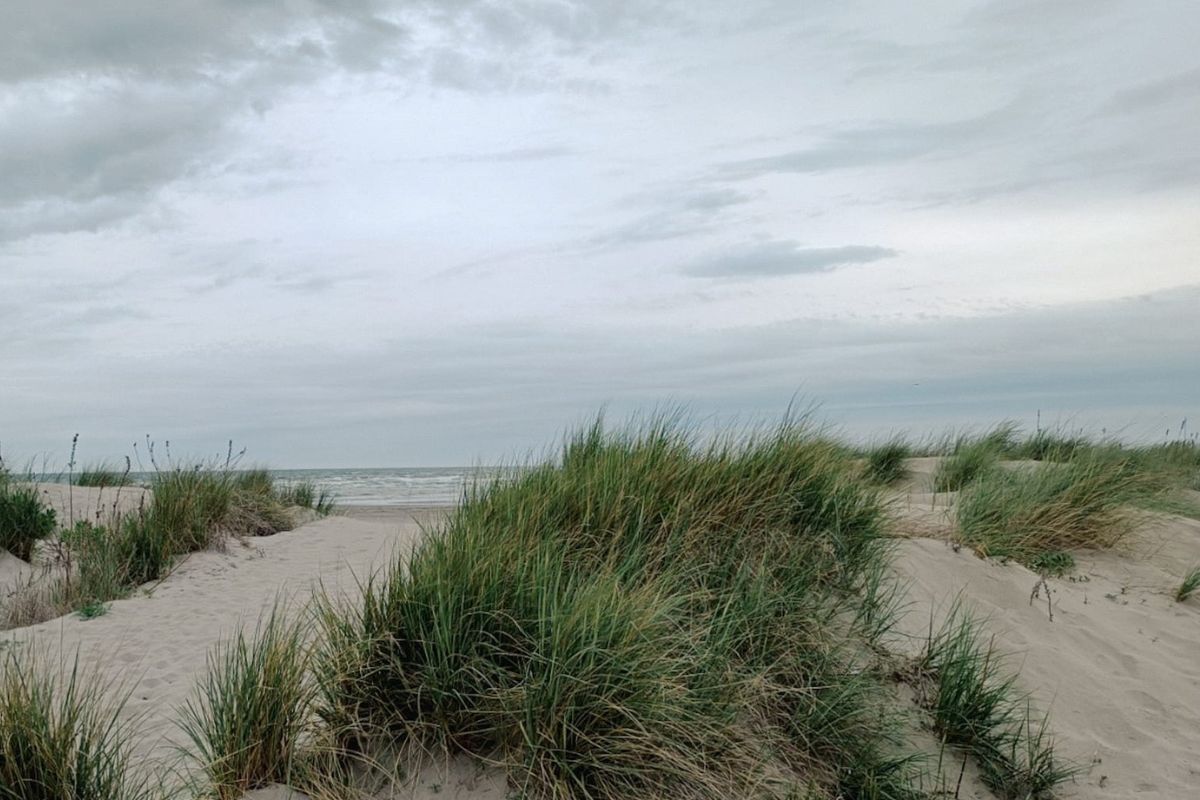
[1,1,1197,465]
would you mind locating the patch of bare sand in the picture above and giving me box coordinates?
[890,511,1200,799]
[2,499,504,800]
[33,481,151,526]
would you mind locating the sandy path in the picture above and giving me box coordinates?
[891,512,1200,800]
[3,509,431,775]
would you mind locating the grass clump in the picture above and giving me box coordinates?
[1176,567,1200,602]
[0,483,55,561]
[75,463,131,488]
[179,610,313,800]
[916,611,1069,799]
[956,455,1155,564]
[864,439,911,485]
[316,416,925,799]
[279,480,336,515]
[0,648,152,800]
[931,426,1018,493]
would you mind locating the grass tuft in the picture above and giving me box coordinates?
[864,439,911,485]
[179,609,314,800]
[916,609,1070,799]
[315,415,925,799]
[0,648,152,800]
[956,455,1156,564]
[0,483,55,562]
[75,463,132,488]
[1176,567,1200,602]
[932,440,1001,493]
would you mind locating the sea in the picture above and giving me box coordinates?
[269,467,506,507]
[38,467,510,507]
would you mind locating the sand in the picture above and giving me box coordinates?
[1,502,504,799]
[2,480,1198,799]
[887,460,1200,800]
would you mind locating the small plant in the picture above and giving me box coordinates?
[0,648,152,800]
[1176,567,1200,602]
[864,439,911,485]
[917,610,1070,799]
[1028,550,1075,576]
[279,480,336,515]
[0,483,56,561]
[76,601,109,619]
[179,610,314,799]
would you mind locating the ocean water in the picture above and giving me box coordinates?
[271,467,506,507]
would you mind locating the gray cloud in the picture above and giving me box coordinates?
[589,185,755,248]
[716,107,1015,179]
[1102,68,1200,116]
[681,241,897,278]
[6,285,1195,467]
[0,1,683,241]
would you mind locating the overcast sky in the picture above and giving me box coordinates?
[2,1,1198,467]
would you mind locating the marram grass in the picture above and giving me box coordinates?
[179,609,314,799]
[916,609,1072,800]
[0,648,153,800]
[956,454,1157,565]
[314,416,929,799]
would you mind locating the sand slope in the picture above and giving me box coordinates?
[891,511,1200,800]
[2,505,503,799]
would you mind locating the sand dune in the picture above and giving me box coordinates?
[2,504,503,799]
[888,461,1200,800]
[3,476,1198,798]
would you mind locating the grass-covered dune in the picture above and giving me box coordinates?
[0,460,336,629]
[166,417,1065,800]
[3,417,1199,799]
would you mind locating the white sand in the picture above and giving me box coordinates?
[32,481,152,525]
[890,499,1200,797]
[2,503,504,799]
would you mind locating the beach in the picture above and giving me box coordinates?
[1,439,1198,800]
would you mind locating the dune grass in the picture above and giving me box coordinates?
[916,611,1070,799]
[864,439,911,485]
[4,460,334,628]
[0,482,56,561]
[925,423,1023,493]
[179,610,314,799]
[1176,567,1200,602]
[0,648,153,800]
[75,462,132,488]
[313,416,931,799]
[955,454,1156,565]
[278,480,337,515]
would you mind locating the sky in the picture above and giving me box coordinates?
[1,0,1198,468]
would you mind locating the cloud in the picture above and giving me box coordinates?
[427,146,577,163]
[681,241,897,278]
[589,185,754,248]
[0,1,682,242]
[6,285,1194,466]
[1101,67,1200,116]
[715,107,1014,179]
